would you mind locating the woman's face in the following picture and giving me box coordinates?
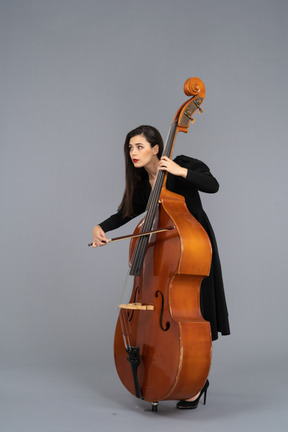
[128,134,159,168]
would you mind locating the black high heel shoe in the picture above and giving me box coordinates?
[176,380,209,409]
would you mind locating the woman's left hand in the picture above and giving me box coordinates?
[158,156,188,178]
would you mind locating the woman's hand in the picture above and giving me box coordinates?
[158,156,188,178]
[92,225,108,247]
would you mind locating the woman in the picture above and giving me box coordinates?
[92,125,230,409]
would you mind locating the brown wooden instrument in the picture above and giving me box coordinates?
[113,78,212,410]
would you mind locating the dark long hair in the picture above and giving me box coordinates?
[119,125,164,218]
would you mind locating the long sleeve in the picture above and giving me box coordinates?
[98,181,150,233]
[98,206,133,233]
[173,155,219,193]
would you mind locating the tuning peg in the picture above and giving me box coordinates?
[184,112,196,124]
[194,100,204,114]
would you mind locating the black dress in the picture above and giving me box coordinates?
[99,155,230,340]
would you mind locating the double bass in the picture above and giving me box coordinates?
[114,77,212,410]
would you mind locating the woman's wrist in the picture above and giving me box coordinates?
[180,167,188,178]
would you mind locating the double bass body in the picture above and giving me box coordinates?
[114,185,213,402]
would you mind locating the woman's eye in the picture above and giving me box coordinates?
[138,146,143,150]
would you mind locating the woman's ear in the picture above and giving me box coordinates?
[153,145,159,155]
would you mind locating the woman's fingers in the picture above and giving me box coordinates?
[158,157,187,178]
[158,157,179,175]
[92,225,108,247]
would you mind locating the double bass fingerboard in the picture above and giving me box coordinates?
[129,122,178,276]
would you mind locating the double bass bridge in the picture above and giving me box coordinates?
[118,302,154,311]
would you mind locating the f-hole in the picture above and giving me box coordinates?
[155,290,170,332]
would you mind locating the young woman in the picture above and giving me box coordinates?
[92,125,230,409]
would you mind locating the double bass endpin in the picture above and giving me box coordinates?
[151,401,159,412]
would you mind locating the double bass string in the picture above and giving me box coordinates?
[118,269,133,350]
[119,308,130,350]
[119,122,178,349]
[129,122,177,276]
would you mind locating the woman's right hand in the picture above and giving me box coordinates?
[92,225,108,247]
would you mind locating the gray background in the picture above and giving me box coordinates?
[1,0,287,431]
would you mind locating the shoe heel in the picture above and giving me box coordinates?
[203,388,208,405]
[202,380,209,405]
